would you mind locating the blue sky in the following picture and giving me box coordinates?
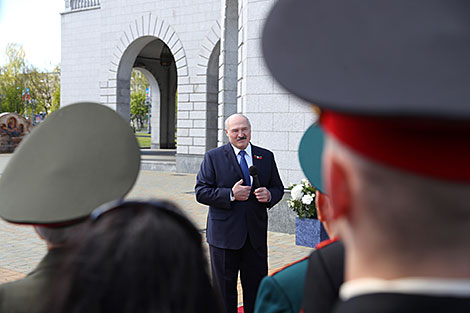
[0,0,63,71]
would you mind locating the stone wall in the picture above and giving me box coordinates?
[268,191,296,234]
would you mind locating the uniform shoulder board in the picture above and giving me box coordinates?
[270,256,309,276]
[315,237,340,250]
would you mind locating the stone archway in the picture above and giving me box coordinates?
[196,21,222,153]
[206,40,220,151]
[101,15,188,149]
[116,37,177,149]
[219,0,239,146]
[133,40,177,149]
[133,68,161,148]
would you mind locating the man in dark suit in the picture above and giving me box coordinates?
[196,113,284,313]
[262,0,470,312]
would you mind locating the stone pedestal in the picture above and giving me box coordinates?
[295,217,329,248]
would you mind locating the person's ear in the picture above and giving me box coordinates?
[328,159,351,219]
[316,190,326,222]
[316,190,333,222]
[316,190,336,237]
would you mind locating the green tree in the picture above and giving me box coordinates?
[130,91,148,130]
[27,66,60,116]
[0,43,27,113]
[130,69,150,131]
[51,81,61,113]
[1,86,22,113]
[131,69,149,94]
[0,43,61,117]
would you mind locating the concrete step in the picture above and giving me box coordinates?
[140,148,176,172]
[140,160,176,172]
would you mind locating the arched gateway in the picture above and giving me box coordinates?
[61,0,311,185]
[101,15,188,149]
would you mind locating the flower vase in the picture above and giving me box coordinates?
[295,217,329,248]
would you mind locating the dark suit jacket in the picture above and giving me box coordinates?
[195,143,284,250]
[0,247,67,313]
[332,293,470,313]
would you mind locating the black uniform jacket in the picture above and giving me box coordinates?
[301,240,344,313]
[332,293,470,313]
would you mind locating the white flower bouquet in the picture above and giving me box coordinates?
[287,179,317,219]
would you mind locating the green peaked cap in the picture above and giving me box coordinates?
[0,102,141,225]
[298,123,324,192]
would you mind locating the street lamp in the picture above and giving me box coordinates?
[145,99,151,134]
[22,87,30,118]
[31,99,37,125]
[145,87,151,134]
[16,86,20,113]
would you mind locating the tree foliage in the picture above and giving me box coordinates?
[130,91,147,130]
[130,69,150,131]
[26,66,61,115]
[131,69,149,94]
[0,43,26,113]
[0,43,60,118]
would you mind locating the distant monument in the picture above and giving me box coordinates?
[0,113,32,153]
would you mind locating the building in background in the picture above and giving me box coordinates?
[60,0,315,185]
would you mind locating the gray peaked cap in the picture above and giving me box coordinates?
[0,102,141,225]
[262,0,470,119]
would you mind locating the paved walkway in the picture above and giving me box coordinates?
[0,153,313,304]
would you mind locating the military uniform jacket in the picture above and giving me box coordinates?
[254,258,309,313]
[0,247,67,313]
[301,240,344,313]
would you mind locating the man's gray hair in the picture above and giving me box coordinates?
[224,113,251,130]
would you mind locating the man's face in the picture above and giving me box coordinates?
[225,115,251,150]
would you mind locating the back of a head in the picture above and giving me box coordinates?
[326,135,470,255]
[45,200,220,313]
[262,0,470,289]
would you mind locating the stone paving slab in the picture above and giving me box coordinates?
[0,162,313,305]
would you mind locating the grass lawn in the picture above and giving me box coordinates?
[135,132,151,148]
